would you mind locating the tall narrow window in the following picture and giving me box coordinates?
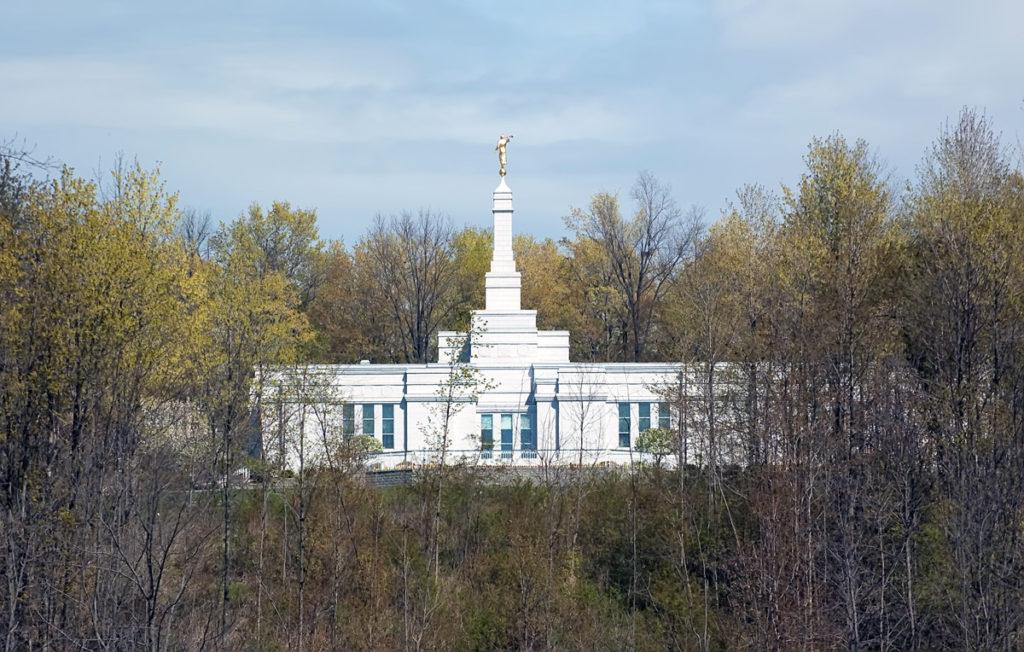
[521,413,535,458]
[659,402,670,430]
[618,403,630,448]
[481,414,493,458]
[382,404,394,449]
[639,402,651,432]
[342,404,355,435]
[362,404,375,436]
[500,414,513,459]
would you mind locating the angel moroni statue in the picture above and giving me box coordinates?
[495,134,513,177]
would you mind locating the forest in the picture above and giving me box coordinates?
[2,107,1024,649]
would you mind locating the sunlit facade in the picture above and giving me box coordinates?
[266,177,683,470]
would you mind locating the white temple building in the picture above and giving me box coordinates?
[267,173,685,470]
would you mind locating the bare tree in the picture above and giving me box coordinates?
[566,172,702,361]
[425,328,492,580]
[556,365,608,586]
[360,211,457,363]
[179,208,212,262]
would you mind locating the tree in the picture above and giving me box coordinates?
[306,240,375,363]
[179,207,212,272]
[0,145,42,226]
[0,159,212,648]
[775,133,898,647]
[358,210,457,363]
[902,108,1024,648]
[426,327,493,575]
[666,185,783,466]
[205,206,313,637]
[562,232,626,361]
[211,201,324,308]
[451,226,492,330]
[515,234,577,332]
[565,172,701,361]
[636,427,674,468]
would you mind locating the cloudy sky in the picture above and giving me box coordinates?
[3,1,1022,243]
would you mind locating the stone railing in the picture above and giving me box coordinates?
[363,447,655,470]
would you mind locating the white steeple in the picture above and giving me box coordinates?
[484,178,522,311]
[436,161,569,366]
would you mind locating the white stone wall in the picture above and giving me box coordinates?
[262,360,703,471]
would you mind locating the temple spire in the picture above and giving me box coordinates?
[484,176,521,310]
[490,178,514,274]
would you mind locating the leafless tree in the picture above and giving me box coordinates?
[567,172,702,361]
[361,210,457,363]
[180,208,212,263]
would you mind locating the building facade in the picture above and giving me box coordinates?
[267,176,686,470]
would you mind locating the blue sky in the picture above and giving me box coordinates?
[3,0,1022,244]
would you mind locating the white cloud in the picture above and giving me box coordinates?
[2,0,1022,245]
[711,0,892,49]
[0,56,296,133]
[215,44,413,94]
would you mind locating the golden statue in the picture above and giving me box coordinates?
[495,134,513,177]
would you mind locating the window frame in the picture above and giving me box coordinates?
[520,412,536,458]
[381,404,394,449]
[362,403,375,436]
[658,402,670,430]
[639,402,651,433]
[342,404,355,436]
[618,402,630,448]
[500,414,513,458]
[480,414,493,458]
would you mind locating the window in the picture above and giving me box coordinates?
[481,414,493,458]
[521,413,535,458]
[362,404,375,436]
[618,403,630,448]
[501,414,513,459]
[342,404,355,435]
[659,402,670,430]
[639,403,651,433]
[382,404,394,449]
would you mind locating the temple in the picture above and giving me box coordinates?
[267,174,683,469]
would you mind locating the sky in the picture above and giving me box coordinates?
[2,0,1023,244]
